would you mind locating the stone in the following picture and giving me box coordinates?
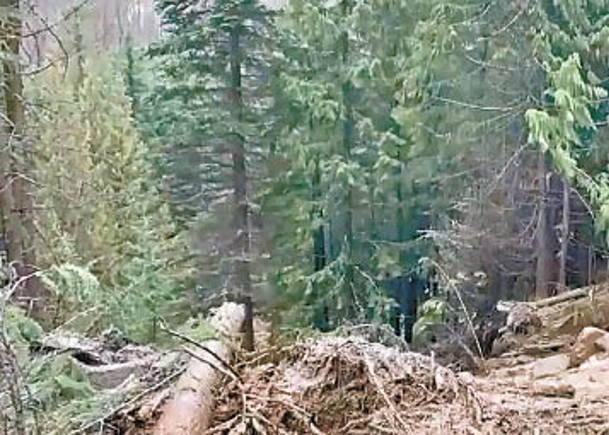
[72,356,154,389]
[568,326,609,368]
[594,332,609,353]
[533,381,575,398]
[531,354,570,379]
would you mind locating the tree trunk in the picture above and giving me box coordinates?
[0,0,24,265]
[558,178,570,292]
[340,0,355,319]
[228,21,254,351]
[311,152,330,329]
[0,0,43,311]
[587,245,593,286]
[535,151,553,299]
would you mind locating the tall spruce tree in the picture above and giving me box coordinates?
[149,0,274,349]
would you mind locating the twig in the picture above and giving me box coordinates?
[364,357,409,433]
[0,271,43,435]
[159,320,242,383]
[70,367,186,434]
[26,3,70,76]
[260,396,324,434]
[23,0,94,38]
[485,142,529,196]
[428,260,486,363]
[433,96,521,112]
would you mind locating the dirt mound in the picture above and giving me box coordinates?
[209,336,480,434]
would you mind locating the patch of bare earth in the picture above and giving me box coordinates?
[474,353,609,434]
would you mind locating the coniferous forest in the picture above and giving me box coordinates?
[3,0,609,433]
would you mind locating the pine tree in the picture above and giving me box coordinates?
[523,2,609,286]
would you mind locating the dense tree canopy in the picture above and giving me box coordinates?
[3,0,609,430]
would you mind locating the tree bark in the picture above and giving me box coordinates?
[312,153,330,330]
[558,178,570,292]
[0,0,24,265]
[152,302,246,435]
[0,0,43,310]
[228,19,254,351]
[340,0,355,318]
[535,151,553,299]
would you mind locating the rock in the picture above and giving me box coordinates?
[491,330,526,357]
[72,356,154,389]
[531,354,570,379]
[101,327,129,351]
[41,332,97,353]
[594,332,609,353]
[568,327,609,368]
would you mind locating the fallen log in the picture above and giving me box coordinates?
[493,283,609,356]
[531,288,590,309]
[535,284,609,337]
[498,284,609,337]
[151,302,245,435]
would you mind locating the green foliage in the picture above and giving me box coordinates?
[412,298,448,345]
[134,0,275,304]
[25,353,121,434]
[175,317,217,342]
[23,0,609,340]
[4,305,43,362]
[0,305,115,434]
[264,0,440,326]
[142,0,273,218]
[526,1,609,241]
[27,57,194,342]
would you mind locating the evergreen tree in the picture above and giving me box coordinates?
[28,58,192,340]
[266,0,440,328]
[148,0,275,348]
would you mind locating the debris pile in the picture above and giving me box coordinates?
[43,293,609,434]
[209,329,609,434]
[210,336,480,434]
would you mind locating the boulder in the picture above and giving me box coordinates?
[568,326,609,368]
[594,332,609,353]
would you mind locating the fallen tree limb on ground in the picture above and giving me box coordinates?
[531,288,591,309]
[151,302,245,435]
